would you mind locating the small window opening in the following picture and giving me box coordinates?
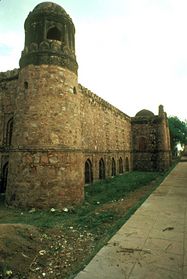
[47,27,61,41]
[73,87,77,94]
[24,81,28,90]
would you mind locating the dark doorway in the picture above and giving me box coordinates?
[85,159,93,184]
[119,157,123,174]
[99,158,105,179]
[47,27,61,41]
[125,157,129,171]
[111,158,116,176]
[1,162,8,194]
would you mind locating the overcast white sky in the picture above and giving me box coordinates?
[0,0,187,120]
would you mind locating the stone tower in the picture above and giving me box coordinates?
[6,2,84,208]
[157,105,172,170]
[132,106,171,171]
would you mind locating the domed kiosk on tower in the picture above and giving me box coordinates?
[19,1,78,73]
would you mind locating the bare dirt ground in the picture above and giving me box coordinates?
[0,184,155,279]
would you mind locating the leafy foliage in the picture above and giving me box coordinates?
[168,116,187,155]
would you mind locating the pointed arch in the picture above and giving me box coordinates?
[111,158,116,176]
[125,157,129,172]
[99,158,105,180]
[85,159,93,184]
[6,117,13,146]
[47,26,61,41]
[119,157,123,174]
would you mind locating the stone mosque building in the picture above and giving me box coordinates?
[0,2,171,208]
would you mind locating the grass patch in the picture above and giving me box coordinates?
[85,171,161,204]
[0,170,169,229]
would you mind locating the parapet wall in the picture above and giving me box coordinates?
[79,84,130,120]
[0,69,19,82]
[79,84,132,153]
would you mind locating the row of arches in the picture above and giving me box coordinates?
[85,157,129,184]
[0,157,130,193]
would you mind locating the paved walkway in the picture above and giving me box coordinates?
[75,161,187,279]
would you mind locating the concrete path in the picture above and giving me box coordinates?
[75,161,187,279]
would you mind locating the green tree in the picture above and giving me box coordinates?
[168,116,187,155]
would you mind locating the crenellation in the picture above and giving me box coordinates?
[0,69,19,83]
[79,84,130,121]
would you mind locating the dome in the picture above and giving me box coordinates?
[135,109,154,117]
[27,2,72,22]
[32,2,68,17]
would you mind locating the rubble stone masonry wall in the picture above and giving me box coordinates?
[0,70,18,179]
[0,69,18,145]
[0,66,132,208]
[79,85,132,180]
[0,66,171,208]
[0,2,171,209]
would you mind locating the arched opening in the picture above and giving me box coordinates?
[99,158,105,180]
[119,157,123,174]
[6,117,13,146]
[85,159,93,184]
[111,158,116,176]
[138,137,147,151]
[1,162,8,194]
[125,157,129,172]
[47,27,61,41]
